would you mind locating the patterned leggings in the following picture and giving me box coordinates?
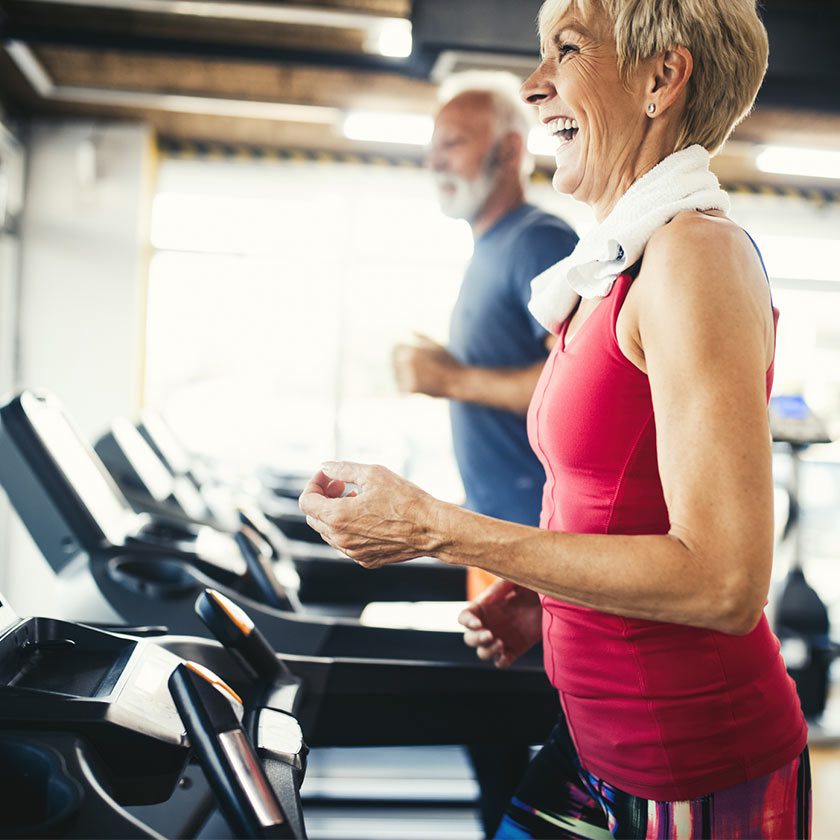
[496,718,811,839]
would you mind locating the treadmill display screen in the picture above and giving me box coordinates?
[112,418,174,502]
[143,412,191,474]
[28,400,134,545]
[771,395,809,420]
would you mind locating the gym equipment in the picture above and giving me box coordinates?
[0,586,306,838]
[93,407,465,607]
[136,410,319,543]
[98,416,316,544]
[770,395,839,733]
[0,390,539,665]
[0,586,559,837]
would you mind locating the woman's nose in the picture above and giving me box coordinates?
[520,64,555,105]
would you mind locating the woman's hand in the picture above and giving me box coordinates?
[298,462,447,569]
[458,581,542,669]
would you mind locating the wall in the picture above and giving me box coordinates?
[5,120,154,615]
[0,122,24,597]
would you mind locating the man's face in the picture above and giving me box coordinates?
[428,94,501,222]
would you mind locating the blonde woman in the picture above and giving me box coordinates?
[300,1,810,836]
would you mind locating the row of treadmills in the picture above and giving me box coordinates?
[0,389,559,839]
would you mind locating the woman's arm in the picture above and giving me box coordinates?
[301,217,775,636]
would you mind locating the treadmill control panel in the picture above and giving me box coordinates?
[770,395,832,446]
[22,392,138,546]
[0,613,188,746]
[111,417,175,503]
[0,592,17,636]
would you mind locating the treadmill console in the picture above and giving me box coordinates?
[0,392,139,570]
[101,418,210,522]
[139,411,193,477]
[111,417,175,503]
[0,592,17,636]
[0,610,197,803]
[770,395,832,447]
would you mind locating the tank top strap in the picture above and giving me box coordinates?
[606,261,642,345]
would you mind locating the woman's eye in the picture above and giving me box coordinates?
[558,43,578,59]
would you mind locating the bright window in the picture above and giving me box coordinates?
[146,157,474,500]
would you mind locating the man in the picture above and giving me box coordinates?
[393,76,578,838]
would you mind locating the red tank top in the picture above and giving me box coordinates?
[527,271,807,801]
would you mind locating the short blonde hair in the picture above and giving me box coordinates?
[538,0,769,154]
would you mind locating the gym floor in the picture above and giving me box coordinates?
[811,746,840,838]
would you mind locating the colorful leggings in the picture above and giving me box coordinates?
[496,718,811,839]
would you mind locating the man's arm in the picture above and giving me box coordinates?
[393,334,551,415]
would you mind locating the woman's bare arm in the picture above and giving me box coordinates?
[301,216,776,636]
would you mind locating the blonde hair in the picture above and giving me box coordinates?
[538,0,769,154]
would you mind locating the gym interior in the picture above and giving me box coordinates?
[0,1,838,838]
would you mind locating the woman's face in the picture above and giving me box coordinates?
[521,12,648,209]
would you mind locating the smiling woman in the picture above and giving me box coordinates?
[299,1,812,837]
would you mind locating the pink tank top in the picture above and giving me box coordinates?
[527,271,807,801]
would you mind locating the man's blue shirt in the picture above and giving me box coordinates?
[448,203,578,526]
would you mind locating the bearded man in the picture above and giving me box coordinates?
[393,76,578,839]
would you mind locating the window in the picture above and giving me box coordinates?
[146,157,474,500]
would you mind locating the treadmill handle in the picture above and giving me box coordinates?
[239,507,287,559]
[168,663,293,840]
[84,623,170,637]
[195,588,285,682]
[235,527,289,610]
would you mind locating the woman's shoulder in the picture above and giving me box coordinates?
[637,211,764,300]
[647,211,750,263]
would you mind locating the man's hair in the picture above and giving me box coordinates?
[438,71,536,177]
[538,0,769,154]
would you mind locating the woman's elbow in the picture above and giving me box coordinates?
[711,578,769,636]
[701,553,771,636]
[717,604,765,636]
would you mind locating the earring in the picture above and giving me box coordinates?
[647,103,657,116]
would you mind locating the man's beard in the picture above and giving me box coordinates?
[434,149,500,222]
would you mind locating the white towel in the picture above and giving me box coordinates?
[529,145,730,334]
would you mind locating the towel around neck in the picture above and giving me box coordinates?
[528,145,730,335]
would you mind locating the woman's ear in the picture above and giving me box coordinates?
[646,46,693,116]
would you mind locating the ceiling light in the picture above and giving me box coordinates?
[342,112,433,146]
[371,20,413,58]
[19,0,406,34]
[528,127,557,157]
[756,146,840,181]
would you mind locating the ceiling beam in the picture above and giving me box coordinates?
[5,40,341,122]
[0,23,415,73]
[11,0,408,30]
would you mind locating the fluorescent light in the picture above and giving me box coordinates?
[371,20,413,58]
[342,112,433,146]
[756,146,840,181]
[528,126,557,157]
[19,0,406,34]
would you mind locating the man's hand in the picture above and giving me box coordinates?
[392,334,462,398]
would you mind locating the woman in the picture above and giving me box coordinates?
[300,0,810,836]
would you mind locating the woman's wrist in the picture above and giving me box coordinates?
[420,497,465,563]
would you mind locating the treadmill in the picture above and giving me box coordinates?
[137,410,324,545]
[769,394,839,738]
[94,413,466,606]
[0,587,306,838]
[0,587,559,838]
[0,390,543,666]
